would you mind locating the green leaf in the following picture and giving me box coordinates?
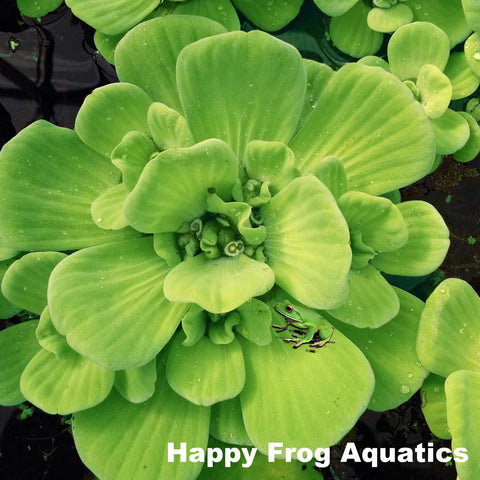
[329,2,384,58]
[367,4,413,33]
[296,60,335,133]
[0,321,40,406]
[210,396,253,446]
[177,30,306,159]
[445,370,480,480]
[124,139,238,233]
[147,102,195,151]
[313,0,357,17]
[244,141,299,195]
[309,156,348,200]
[231,0,302,31]
[453,112,480,163]
[331,287,428,411]
[327,266,400,328]
[65,0,160,35]
[0,121,135,251]
[261,176,351,309]
[357,55,391,71]
[464,32,480,77]
[166,333,245,406]
[387,22,450,81]
[111,131,157,192]
[417,278,480,377]
[431,109,470,155]
[174,0,240,31]
[371,201,450,276]
[21,347,114,414]
[114,358,157,403]
[416,64,452,119]
[1,252,66,315]
[17,0,62,17]
[36,307,70,359]
[463,0,480,31]
[73,366,210,480]
[0,260,22,319]
[290,63,435,195]
[75,83,153,158]
[153,233,182,268]
[239,324,374,451]
[115,16,227,112]
[443,52,480,100]
[404,0,471,47]
[164,254,275,314]
[420,374,450,439]
[49,237,188,370]
[338,191,408,253]
[93,30,124,65]
[0,237,19,262]
[235,298,272,346]
[91,184,129,230]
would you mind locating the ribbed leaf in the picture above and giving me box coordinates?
[73,367,210,480]
[261,176,351,309]
[420,374,450,439]
[367,4,413,33]
[177,30,306,159]
[290,63,435,194]
[49,237,187,370]
[21,347,114,414]
[114,358,157,403]
[0,121,134,251]
[444,52,480,100]
[91,184,129,230]
[115,16,227,112]
[210,397,252,446]
[0,321,40,406]
[417,278,480,377]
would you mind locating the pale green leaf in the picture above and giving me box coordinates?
[453,111,480,163]
[239,323,374,451]
[290,63,435,194]
[73,368,210,480]
[416,64,452,119]
[431,109,470,155]
[0,121,135,251]
[114,358,157,403]
[210,397,252,446]
[49,237,188,370]
[91,184,129,230]
[387,22,450,81]
[164,254,275,314]
[235,298,272,346]
[367,4,413,33]
[329,2,383,58]
[177,30,306,159]
[2,252,66,315]
[463,0,480,31]
[331,287,428,411]
[0,321,40,406]
[36,307,70,359]
[309,156,348,200]
[445,370,480,480]
[261,176,351,309]
[174,0,240,31]
[233,0,302,30]
[75,83,153,158]
[0,260,22,319]
[464,32,480,77]
[65,0,160,35]
[327,266,400,328]
[21,347,114,414]
[166,333,245,406]
[420,374,450,439]
[371,201,450,276]
[417,278,480,377]
[115,16,227,112]
[124,139,238,233]
[313,0,357,17]
[443,52,480,100]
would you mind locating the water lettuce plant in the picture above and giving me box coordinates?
[0,13,463,480]
[359,21,480,163]
[315,0,471,58]
[417,278,480,480]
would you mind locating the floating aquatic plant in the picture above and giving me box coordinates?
[417,278,480,480]
[315,0,471,58]
[0,13,458,480]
